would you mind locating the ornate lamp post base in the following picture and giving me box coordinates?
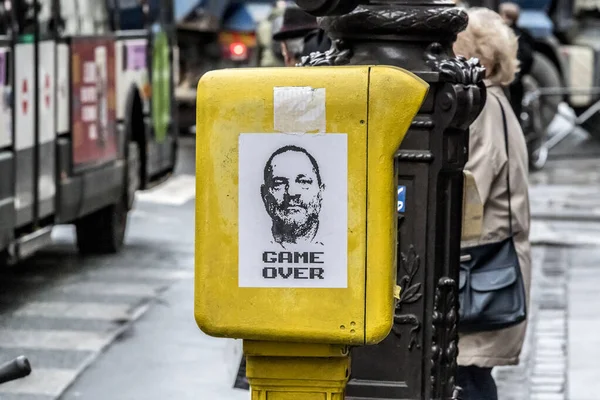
[298,1,486,399]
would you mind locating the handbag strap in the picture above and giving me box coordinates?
[489,92,514,236]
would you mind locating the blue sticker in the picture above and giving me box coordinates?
[397,186,406,213]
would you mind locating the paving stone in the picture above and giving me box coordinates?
[531,384,564,393]
[535,357,566,365]
[536,330,565,337]
[496,245,569,400]
[531,393,564,400]
[531,376,565,385]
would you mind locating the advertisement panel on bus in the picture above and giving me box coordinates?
[71,39,118,169]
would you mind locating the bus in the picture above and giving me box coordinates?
[0,0,178,263]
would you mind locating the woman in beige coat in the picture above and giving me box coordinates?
[453,8,532,399]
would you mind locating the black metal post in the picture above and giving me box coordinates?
[296,1,486,399]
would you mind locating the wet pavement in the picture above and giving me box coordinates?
[0,139,200,399]
[1,128,600,399]
[494,128,600,400]
[55,138,250,400]
[60,274,248,400]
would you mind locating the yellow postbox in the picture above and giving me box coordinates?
[195,66,428,398]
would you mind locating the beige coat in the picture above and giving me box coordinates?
[458,84,532,368]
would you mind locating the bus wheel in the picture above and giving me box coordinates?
[75,198,128,255]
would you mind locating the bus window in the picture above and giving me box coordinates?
[79,1,109,34]
[114,0,144,30]
[0,1,10,35]
[59,0,110,36]
[159,0,174,26]
[59,0,79,35]
[14,0,36,34]
[36,0,54,36]
[12,0,61,36]
[114,0,161,31]
[145,0,161,26]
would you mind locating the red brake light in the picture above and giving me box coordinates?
[229,42,248,60]
[231,43,246,56]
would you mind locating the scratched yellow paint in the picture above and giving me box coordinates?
[195,66,428,345]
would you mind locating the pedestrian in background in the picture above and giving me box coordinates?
[453,7,532,400]
[500,2,536,118]
[272,5,331,66]
[256,1,287,67]
[301,27,332,57]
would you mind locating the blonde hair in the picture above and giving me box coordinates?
[453,7,520,86]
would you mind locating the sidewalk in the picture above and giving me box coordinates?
[495,158,600,400]
[61,238,593,400]
[496,241,600,400]
[62,241,597,400]
[494,245,568,400]
[60,278,250,400]
[567,246,600,399]
[61,157,600,400]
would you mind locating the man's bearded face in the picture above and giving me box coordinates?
[262,151,323,234]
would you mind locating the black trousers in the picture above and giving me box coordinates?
[509,79,525,119]
[457,366,498,400]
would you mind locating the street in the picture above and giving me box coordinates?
[0,137,224,400]
[0,129,599,399]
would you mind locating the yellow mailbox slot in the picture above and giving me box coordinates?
[195,66,428,346]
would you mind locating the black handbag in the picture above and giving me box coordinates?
[458,93,527,333]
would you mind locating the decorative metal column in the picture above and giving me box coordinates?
[297,1,486,399]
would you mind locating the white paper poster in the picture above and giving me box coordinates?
[238,133,348,288]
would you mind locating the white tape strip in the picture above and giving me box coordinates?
[274,86,326,134]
